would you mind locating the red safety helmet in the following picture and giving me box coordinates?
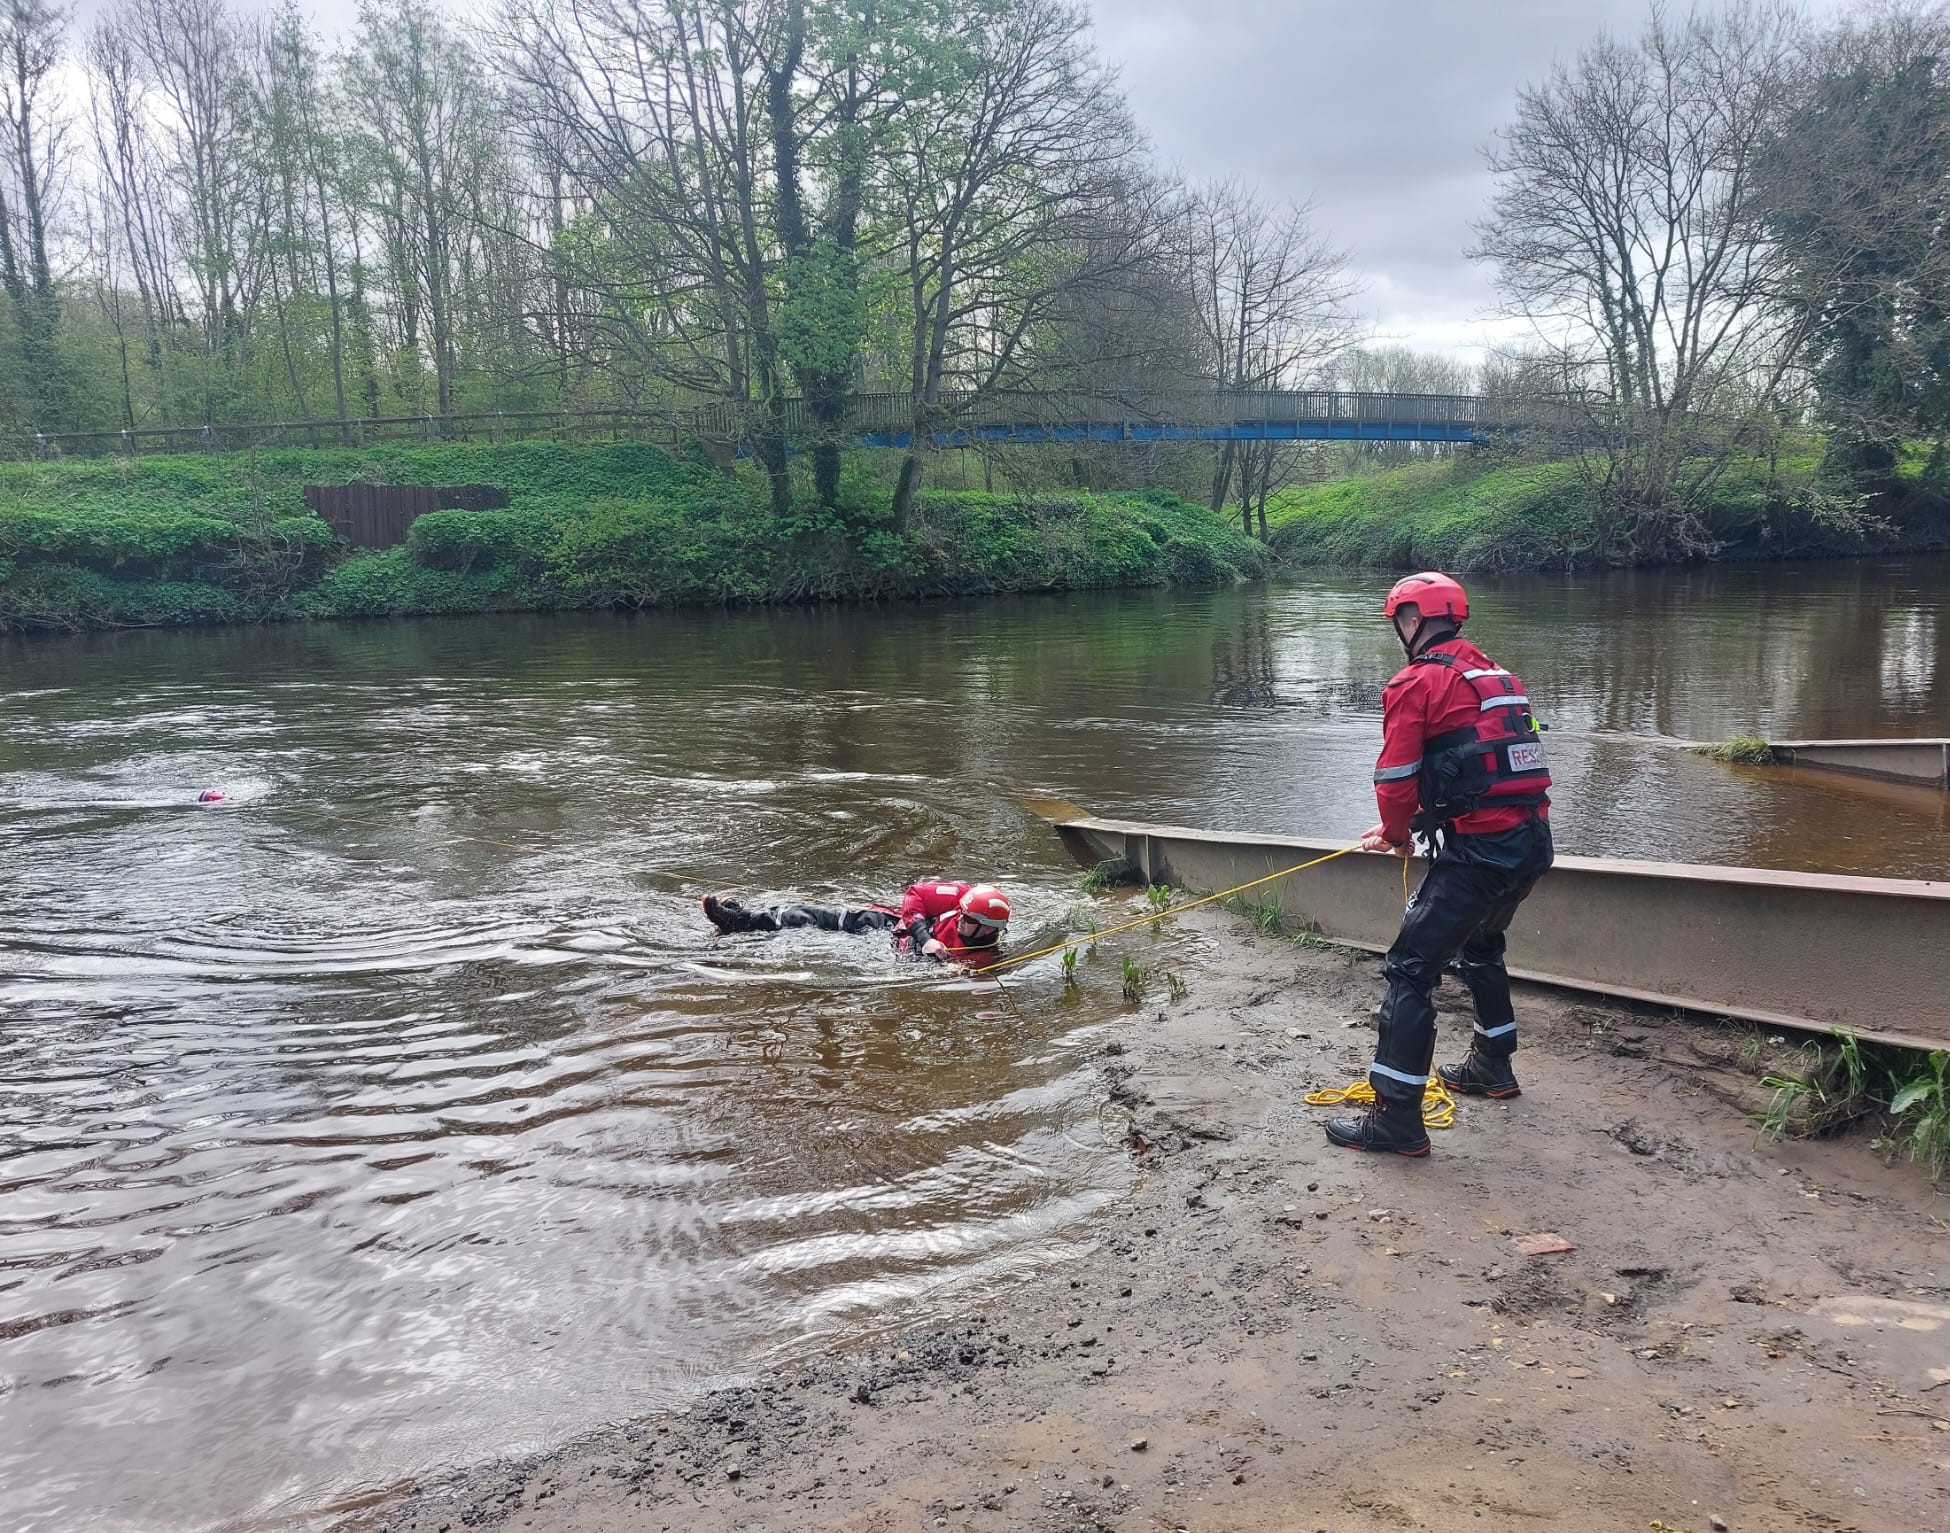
[958,885,1012,926]
[1383,571,1469,623]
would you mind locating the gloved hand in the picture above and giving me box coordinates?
[1361,823,1409,856]
[921,938,947,957]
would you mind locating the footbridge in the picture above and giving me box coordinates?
[13,390,1575,460]
[698,388,1568,452]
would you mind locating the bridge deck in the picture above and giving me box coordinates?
[12,390,1577,460]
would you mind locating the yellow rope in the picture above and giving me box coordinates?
[973,844,1364,976]
[1304,1075,1458,1130]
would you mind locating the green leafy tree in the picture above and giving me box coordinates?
[1760,8,1950,489]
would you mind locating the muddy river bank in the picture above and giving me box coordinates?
[361,908,1950,1533]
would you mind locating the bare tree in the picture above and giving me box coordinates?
[85,14,181,416]
[116,0,266,422]
[884,0,1157,527]
[501,0,800,509]
[1177,179,1360,535]
[344,0,503,421]
[1472,2,1813,560]
[252,2,353,428]
[1,0,73,424]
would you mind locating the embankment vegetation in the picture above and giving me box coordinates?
[1266,449,1950,573]
[0,443,1268,632]
[11,1,1950,614]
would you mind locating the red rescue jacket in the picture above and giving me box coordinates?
[898,880,972,926]
[1372,638,1551,844]
[892,880,1001,961]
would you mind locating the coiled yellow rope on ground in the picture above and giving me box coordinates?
[1303,1074,1457,1129]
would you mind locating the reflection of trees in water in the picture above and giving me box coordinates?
[1478,560,1950,741]
[1880,608,1937,705]
[17,562,1945,879]
[1208,588,1395,714]
[1210,598,1281,708]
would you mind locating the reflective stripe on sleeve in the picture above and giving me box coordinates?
[1372,761,1420,783]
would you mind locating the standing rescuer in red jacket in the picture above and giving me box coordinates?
[701,881,1011,962]
[1326,571,1555,1158]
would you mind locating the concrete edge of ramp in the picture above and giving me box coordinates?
[1052,816,1950,1056]
[1766,738,1950,790]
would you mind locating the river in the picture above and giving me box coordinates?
[2,558,1946,1532]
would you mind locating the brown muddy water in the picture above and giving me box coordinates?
[2,559,1947,1532]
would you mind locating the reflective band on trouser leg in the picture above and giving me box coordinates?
[1371,1061,1430,1088]
[1474,1021,1517,1038]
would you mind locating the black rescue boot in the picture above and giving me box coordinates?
[1438,1048,1522,1099]
[702,894,759,934]
[1324,1095,1431,1157]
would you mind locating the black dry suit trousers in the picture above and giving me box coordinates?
[1370,818,1554,1109]
[741,903,901,935]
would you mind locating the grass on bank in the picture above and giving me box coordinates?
[0,442,1268,632]
[1692,735,1779,765]
[1264,448,1950,571]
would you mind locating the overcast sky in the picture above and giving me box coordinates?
[78,0,1856,364]
[1080,0,1852,362]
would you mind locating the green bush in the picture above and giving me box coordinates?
[293,547,548,619]
[909,490,1266,594]
[0,564,255,630]
[407,506,563,575]
[547,496,773,606]
[0,444,1269,632]
[1267,459,1596,572]
[1265,447,1945,571]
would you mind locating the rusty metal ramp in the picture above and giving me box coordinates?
[1050,815,1950,1054]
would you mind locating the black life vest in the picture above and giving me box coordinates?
[1410,649,1551,828]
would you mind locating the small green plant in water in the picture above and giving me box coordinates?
[1694,734,1776,765]
[1081,858,1138,895]
[1164,970,1189,1002]
[1120,956,1147,1003]
[1061,947,1079,986]
[1145,883,1173,911]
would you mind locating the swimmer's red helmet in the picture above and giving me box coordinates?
[957,885,1011,926]
[197,790,226,803]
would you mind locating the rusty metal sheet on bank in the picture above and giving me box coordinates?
[1054,817,1950,1054]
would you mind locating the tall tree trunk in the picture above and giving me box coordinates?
[1211,439,1237,517]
